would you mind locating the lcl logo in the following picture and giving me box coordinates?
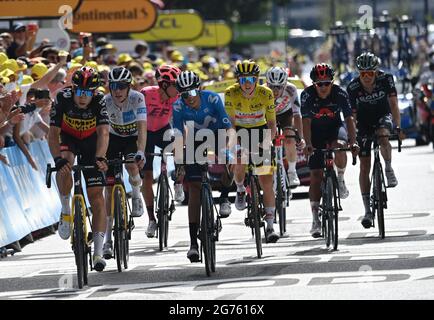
[155,18,182,29]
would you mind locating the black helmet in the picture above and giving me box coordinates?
[72,66,100,90]
[310,63,334,82]
[356,52,380,70]
[175,70,200,92]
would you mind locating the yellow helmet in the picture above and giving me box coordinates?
[235,60,260,77]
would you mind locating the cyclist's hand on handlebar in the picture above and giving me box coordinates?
[303,143,313,157]
[296,138,306,150]
[395,127,405,141]
[54,156,71,174]
[135,150,146,169]
[350,143,360,157]
[95,156,108,172]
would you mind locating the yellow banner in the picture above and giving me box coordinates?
[175,21,232,48]
[0,0,81,18]
[72,0,157,33]
[130,10,204,42]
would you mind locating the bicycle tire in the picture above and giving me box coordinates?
[73,198,86,289]
[157,175,167,252]
[122,187,129,270]
[113,188,124,272]
[201,186,215,276]
[323,178,332,248]
[276,164,286,236]
[375,162,386,239]
[331,174,339,251]
[251,177,263,259]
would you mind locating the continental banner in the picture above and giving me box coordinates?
[72,0,157,33]
[0,0,82,19]
[131,10,204,42]
[174,21,232,47]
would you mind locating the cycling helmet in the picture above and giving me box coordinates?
[266,66,288,86]
[356,52,380,70]
[108,66,132,84]
[175,70,200,92]
[155,65,181,84]
[235,60,260,77]
[72,66,100,90]
[310,63,335,82]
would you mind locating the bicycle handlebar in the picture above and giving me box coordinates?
[45,163,100,189]
[311,147,358,166]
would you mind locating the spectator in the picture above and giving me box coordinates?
[41,47,59,64]
[6,23,38,59]
[133,41,149,62]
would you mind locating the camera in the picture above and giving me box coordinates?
[35,89,50,100]
[11,103,37,114]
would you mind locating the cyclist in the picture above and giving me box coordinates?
[347,52,401,228]
[140,65,181,238]
[102,66,147,259]
[225,60,279,243]
[173,70,234,262]
[301,63,357,238]
[265,66,305,186]
[48,66,110,272]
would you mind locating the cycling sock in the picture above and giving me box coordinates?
[60,195,71,214]
[337,167,345,179]
[362,193,371,214]
[220,186,229,199]
[236,183,246,193]
[385,160,392,171]
[104,217,113,243]
[310,201,320,220]
[288,161,297,173]
[93,232,105,257]
[265,208,275,230]
[129,174,142,199]
[189,223,199,247]
[147,206,155,221]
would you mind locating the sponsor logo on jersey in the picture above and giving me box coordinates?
[122,110,136,123]
[313,107,336,119]
[358,91,386,103]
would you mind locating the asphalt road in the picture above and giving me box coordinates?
[1,140,434,301]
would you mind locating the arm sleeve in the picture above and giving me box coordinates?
[265,89,276,122]
[346,85,358,114]
[385,74,398,97]
[136,92,147,122]
[338,89,353,119]
[289,85,301,116]
[95,95,110,126]
[172,101,184,134]
[224,88,235,119]
[50,93,64,128]
[300,90,312,119]
[213,93,232,129]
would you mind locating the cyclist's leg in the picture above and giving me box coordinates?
[123,136,143,217]
[258,173,279,242]
[56,135,77,240]
[185,164,201,262]
[308,142,324,237]
[332,125,349,199]
[377,114,397,187]
[358,127,374,227]
[278,110,300,186]
[142,131,157,237]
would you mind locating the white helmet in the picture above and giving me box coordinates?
[175,70,200,92]
[109,66,132,84]
[266,66,288,87]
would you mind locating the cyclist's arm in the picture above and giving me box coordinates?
[300,91,312,146]
[339,89,357,145]
[48,125,62,159]
[265,91,277,139]
[137,120,147,153]
[293,114,304,140]
[388,95,400,129]
[95,124,109,158]
[172,101,185,164]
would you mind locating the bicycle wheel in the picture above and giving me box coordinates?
[374,162,386,239]
[251,178,263,259]
[322,178,333,248]
[157,175,169,251]
[275,164,286,236]
[330,174,339,251]
[122,188,129,270]
[201,186,215,276]
[113,187,125,272]
[73,198,86,289]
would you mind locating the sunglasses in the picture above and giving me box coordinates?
[239,76,257,85]
[269,84,284,90]
[109,82,129,90]
[360,70,376,78]
[314,81,332,87]
[75,89,94,97]
[181,89,199,99]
